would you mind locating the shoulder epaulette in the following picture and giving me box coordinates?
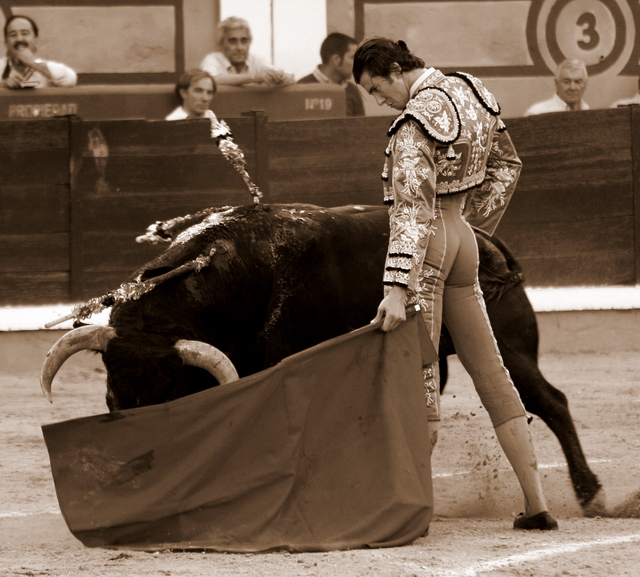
[447,71,501,116]
[387,87,460,144]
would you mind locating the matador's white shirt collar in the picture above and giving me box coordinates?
[409,68,436,98]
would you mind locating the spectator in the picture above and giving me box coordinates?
[1,14,76,89]
[524,58,589,115]
[200,16,294,88]
[298,32,365,117]
[611,76,640,107]
[166,69,217,120]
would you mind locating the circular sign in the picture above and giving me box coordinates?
[547,0,625,73]
[528,0,630,74]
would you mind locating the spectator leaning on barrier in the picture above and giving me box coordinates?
[166,69,218,120]
[1,14,77,89]
[524,58,589,116]
[611,75,640,108]
[297,32,365,117]
[200,16,294,88]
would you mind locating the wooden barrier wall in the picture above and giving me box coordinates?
[0,119,70,305]
[504,108,638,288]
[1,108,639,306]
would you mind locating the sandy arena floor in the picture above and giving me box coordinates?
[1,329,639,576]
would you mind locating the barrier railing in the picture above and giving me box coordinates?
[1,107,638,306]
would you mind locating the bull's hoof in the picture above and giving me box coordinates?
[582,488,609,518]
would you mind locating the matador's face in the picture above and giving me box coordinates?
[358,69,409,110]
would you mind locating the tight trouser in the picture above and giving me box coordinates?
[413,192,549,516]
[415,192,525,426]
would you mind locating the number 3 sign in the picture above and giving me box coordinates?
[527,0,640,75]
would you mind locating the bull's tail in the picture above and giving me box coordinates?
[486,232,524,279]
[475,228,524,304]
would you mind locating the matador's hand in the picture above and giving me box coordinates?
[371,285,408,332]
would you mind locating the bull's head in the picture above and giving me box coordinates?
[40,203,390,411]
[40,324,239,410]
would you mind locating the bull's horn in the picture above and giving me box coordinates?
[174,340,239,385]
[40,325,116,403]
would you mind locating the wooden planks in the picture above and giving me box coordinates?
[629,106,640,287]
[67,117,259,300]
[499,108,634,286]
[0,184,69,234]
[0,272,69,305]
[1,108,639,306]
[0,119,70,304]
[267,116,392,206]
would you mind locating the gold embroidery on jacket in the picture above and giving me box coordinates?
[384,123,435,287]
[382,70,521,288]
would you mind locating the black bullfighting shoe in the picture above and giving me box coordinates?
[513,511,559,530]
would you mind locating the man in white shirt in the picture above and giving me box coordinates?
[611,76,640,108]
[200,17,293,88]
[1,14,76,89]
[525,59,589,116]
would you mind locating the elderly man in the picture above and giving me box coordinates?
[298,32,364,117]
[2,14,76,89]
[200,16,293,88]
[525,59,589,115]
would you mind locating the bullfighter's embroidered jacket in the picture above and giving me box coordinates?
[382,69,522,291]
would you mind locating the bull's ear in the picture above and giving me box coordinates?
[40,325,116,402]
[174,340,239,385]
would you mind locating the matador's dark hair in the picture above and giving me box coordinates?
[352,37,424,84]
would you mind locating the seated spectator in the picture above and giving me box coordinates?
[524,59,589,116]
[611,76,640,107]
[200,16,294,88]
[2,14,77,89]
[166,69,217,120]
[297,32,364,117]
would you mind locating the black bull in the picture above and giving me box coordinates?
[42,203,604,514]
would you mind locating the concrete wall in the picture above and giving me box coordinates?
[183,0,218,71]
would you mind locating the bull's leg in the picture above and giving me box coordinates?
[438,330,453,393]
